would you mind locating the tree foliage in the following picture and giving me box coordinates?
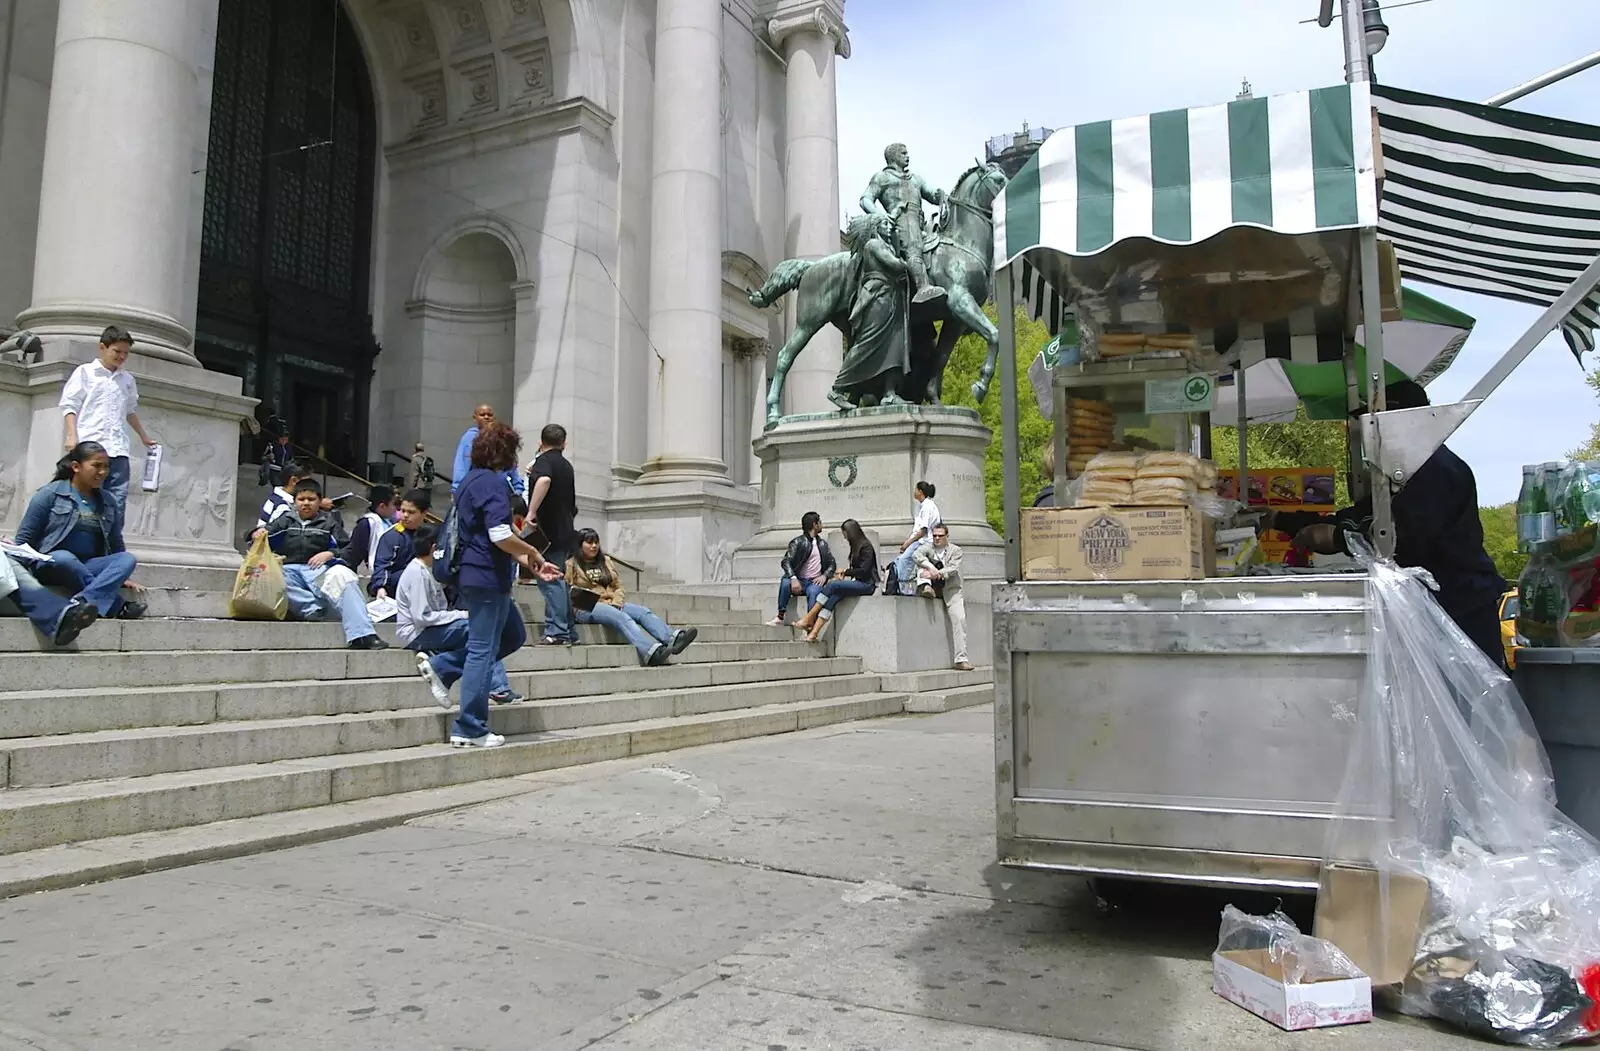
[1570,369,1600,461]
[1478,502,1526,583]
[941,306,1053,532]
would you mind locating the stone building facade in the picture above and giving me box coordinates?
[0,0,849,580]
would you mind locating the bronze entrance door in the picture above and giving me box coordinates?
[195,0,379,469]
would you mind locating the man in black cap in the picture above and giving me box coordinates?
[1266,380,1506,667]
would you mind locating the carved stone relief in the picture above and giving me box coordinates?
[121,414,237,546]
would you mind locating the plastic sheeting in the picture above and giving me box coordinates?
[1323,537,1600,1046]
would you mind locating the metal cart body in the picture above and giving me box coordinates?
[987,0,1600,890]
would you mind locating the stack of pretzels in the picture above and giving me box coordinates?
[1065,397,1116,476]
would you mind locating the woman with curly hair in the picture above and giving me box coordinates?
[448,422,561,748]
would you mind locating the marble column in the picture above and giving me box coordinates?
[768,1,849,417]
[17,0,202,368]
[640,0,727,482]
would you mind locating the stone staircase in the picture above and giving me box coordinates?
[0,562,991,896]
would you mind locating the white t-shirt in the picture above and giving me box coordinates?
[912,498,942,539]
[60,360,139,458]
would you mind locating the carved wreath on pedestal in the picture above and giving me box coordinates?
[827,455,857,488]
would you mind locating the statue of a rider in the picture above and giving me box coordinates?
[859,143,946,306]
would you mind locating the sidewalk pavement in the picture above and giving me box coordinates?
[0,706,1478,1050]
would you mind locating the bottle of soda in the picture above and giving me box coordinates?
[1539,462,1565,543]
[1518,464,1542,550]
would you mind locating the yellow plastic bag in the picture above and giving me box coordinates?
[230,531,287,620]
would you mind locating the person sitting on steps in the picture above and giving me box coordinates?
[396,524,522,708]
[15,441,146,622]
[889,481,941,596]
[566,528,697,667]
[366,488,429,600]
[794,518,878,643]
[913,523,974,671]
[253,478,388,651]
[770,510,835,627]
[343,484,395,576]
[0,551,102,646]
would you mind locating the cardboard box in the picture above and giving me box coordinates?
[1314,863,1431,987]
[1021,505,1206,581]
[1212,950,1373,1031]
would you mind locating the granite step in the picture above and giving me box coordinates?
[123,587,756,622]
[0,617,795,654]
[0,693,910,856]
[0,673,885,788]
[0,656,863,738]
[0,639,829,692]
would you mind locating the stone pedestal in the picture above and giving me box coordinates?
[0,357,255,571]
[831,590,993,673]
[733,405,1003,582]
[606,480,760,586]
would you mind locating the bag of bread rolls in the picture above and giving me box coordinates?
[1085,451,1141,478]
[1139,451,1200,471]
[1080,481,1134,505]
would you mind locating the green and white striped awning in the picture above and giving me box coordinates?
[996,82,1377,265]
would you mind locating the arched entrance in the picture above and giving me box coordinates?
[405,231,523,475]
[195,0,378,470]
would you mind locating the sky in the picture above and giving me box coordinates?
[834,0,1600,505]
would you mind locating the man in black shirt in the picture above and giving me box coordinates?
[1270,381,1506,667]
[528,423,579,645]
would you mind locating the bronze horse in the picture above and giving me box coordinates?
[749,162,1009,427]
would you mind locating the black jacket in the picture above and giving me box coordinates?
[844,541,880,585]
[265,510,351,567]
[780,533,836,579]
[1277,445,1505,619]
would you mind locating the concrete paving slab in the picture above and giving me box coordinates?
[0,871,675,1051]
[190,823,840,972]
[715,893,1464,1051]
[583,981,1102,1049]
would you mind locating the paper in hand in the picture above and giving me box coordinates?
[141,445,163,492]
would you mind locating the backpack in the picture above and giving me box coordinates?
[418,455,435,487]
[432,503,464,587]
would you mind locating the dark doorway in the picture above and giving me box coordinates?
[196,0,379,469]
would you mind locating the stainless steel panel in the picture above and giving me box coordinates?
[998,837,1322,891]
[994,577,1372,888]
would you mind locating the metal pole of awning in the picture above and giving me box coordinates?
[998,263,1021,583]
[1342,0,1394,557]
[1483,49,1600,108]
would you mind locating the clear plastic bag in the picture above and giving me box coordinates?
[1218,905,1366,984]
[1322,536,1600,1046]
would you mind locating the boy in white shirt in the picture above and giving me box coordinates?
[890,480,941,596]
[396,523,521,707]
[59,326,157,532]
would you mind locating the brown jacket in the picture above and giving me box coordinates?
[565,554,625,606]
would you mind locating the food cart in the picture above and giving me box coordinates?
[989,8,1600,891]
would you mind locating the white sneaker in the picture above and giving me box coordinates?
[767,616,786,627]
[417,653,451,707]
[449,732,506,748]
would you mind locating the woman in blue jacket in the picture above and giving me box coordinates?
[15,441,144,619]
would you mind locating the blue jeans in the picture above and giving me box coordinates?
[454,587,525,739]
[536,547,575,642]
[891,548,919,595]
[34,550,137,616]
[777,576,823,617]
[577,601,672,660]
[281,563,376,643]
[1,558,75,637]
[819,577,874,612]
[103,455,131,535]
[407,620,512,694]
